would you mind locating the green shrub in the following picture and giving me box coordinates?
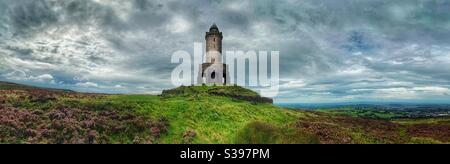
[235,121,320,144]
[409,137,443,144]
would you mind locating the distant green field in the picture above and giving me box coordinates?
[318,107,407,120]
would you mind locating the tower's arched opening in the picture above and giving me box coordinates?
[211,71,216,79]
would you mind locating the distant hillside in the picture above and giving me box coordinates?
[0,81,74,92]
[0,82,448,144]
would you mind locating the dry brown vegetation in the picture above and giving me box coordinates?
[0,89,168,144]
[294,111,449,144]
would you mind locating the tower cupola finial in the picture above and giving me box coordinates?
[210,23,218,30]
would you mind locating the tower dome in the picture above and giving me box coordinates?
[209,23,219,32]
[211,23,218,28]
[205,23,223,55]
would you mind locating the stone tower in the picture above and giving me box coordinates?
[198,23,229,85]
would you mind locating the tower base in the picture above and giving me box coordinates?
[197,63,229,85]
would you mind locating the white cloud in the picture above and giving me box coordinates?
[76,82,99,88]
[3,71,55,83]
[33,74,54,82]
[167,16,191,34]
[280,80,307,88]
[412,86,450,94]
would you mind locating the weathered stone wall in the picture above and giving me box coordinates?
[206,34,222,54]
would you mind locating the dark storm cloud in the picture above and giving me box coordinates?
[0,0,449,102]
[9,0,57,33]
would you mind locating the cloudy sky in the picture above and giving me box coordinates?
[1,0,450,103]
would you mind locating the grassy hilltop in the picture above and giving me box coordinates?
[0,82,448,144]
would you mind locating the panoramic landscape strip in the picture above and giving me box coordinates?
[0,0,449,154]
